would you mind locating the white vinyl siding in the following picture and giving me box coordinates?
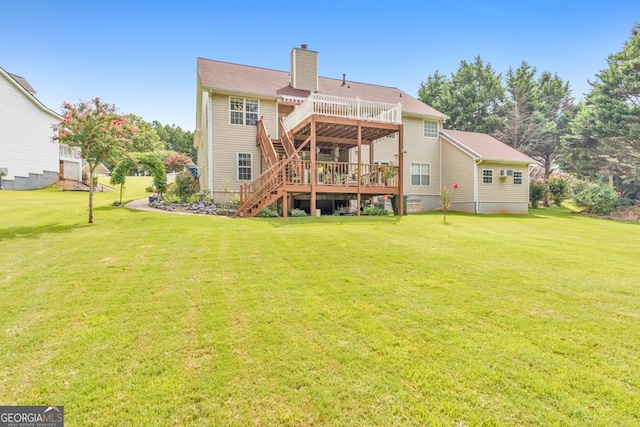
[477,162,530,204]
[411,163,430,186]
[0,72,60,181]
[441,138,475,205]
[423,120,437,138]
[229,97,259,126]
[237,153,252,180]
[209,94,277,197]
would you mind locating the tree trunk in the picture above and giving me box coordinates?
[543,158,551,207]
[88,165,95,223]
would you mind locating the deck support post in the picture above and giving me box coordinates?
[282,190,288,218]
[356,122,362,216]
[398,124,404,216]
[310,116,317,216]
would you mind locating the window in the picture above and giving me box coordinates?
[230,97,259,126]
[238,153,252,180]
[423,120,437,138]
[411,163,430,185]
[513,171,523,185]
[386,132,397,139]
[482,169,493,184]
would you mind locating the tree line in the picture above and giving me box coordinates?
[418,23,640,203]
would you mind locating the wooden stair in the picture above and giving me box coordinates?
[271,139,286,159]
[234,120,308,218]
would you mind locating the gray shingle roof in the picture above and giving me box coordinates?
[197,57,447,120]
[441,129,535,163]
[8,72,36,95]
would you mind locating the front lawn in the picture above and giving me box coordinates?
[1,178,638,426]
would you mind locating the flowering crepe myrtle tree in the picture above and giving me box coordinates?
[52,98,137,223]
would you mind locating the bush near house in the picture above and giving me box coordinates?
[168,171,197,202]
[529,180,546,208]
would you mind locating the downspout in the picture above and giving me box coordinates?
[438,124,443,196]
[275,98,280,139]
[474,159,482,214]
[207,91,214,198]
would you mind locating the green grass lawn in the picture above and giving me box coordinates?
[1,178,639,426]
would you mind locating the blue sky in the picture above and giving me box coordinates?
[1,1,638,131]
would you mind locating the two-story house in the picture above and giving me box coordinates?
[194,45,534,217]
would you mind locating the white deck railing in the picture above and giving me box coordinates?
[59,144,82,160]
[282,93,402,132]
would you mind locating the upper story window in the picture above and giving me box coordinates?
[513,171,523,185]
[423,120,438,138]
[482,169,493,184]
[230,97,259,126]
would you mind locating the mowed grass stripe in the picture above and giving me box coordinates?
[0,177,638,426]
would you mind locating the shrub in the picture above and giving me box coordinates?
[170,172,197,202]
[569,178,589,200]
[574,182,618,215]
[529,181,546,208]
[362,205,388,216]
[290,208,307,217]
[614,197,635,209]
[257,207,279,217]
[548,175,569,206]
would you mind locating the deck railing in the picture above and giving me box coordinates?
[284,160,399,188]
[59,144,81,160]
[282,93,402,132]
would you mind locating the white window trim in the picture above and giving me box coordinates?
[423,120,438,138]
[229,97,260,126]
[410,162,431,186]
[237,152,252,181]
[513,171,523,185]
[482,169,493,184]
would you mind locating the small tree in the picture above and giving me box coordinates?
[110,157,136,205]
[52,98,137,223]
[440,183,458,224]
[136,152,167,199]
[548,175,570,206]
[164,151,194,173]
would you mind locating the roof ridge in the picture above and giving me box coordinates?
[197,57,404,92]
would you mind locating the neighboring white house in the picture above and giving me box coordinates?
[0,66,81,190]
[194,45,535,216]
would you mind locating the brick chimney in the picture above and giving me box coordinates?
[290,44,318,92]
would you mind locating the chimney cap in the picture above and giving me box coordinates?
[300,44,308,49]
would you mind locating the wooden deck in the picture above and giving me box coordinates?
[236,93,405,218]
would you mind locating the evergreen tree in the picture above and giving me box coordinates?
[418,56,507,135]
